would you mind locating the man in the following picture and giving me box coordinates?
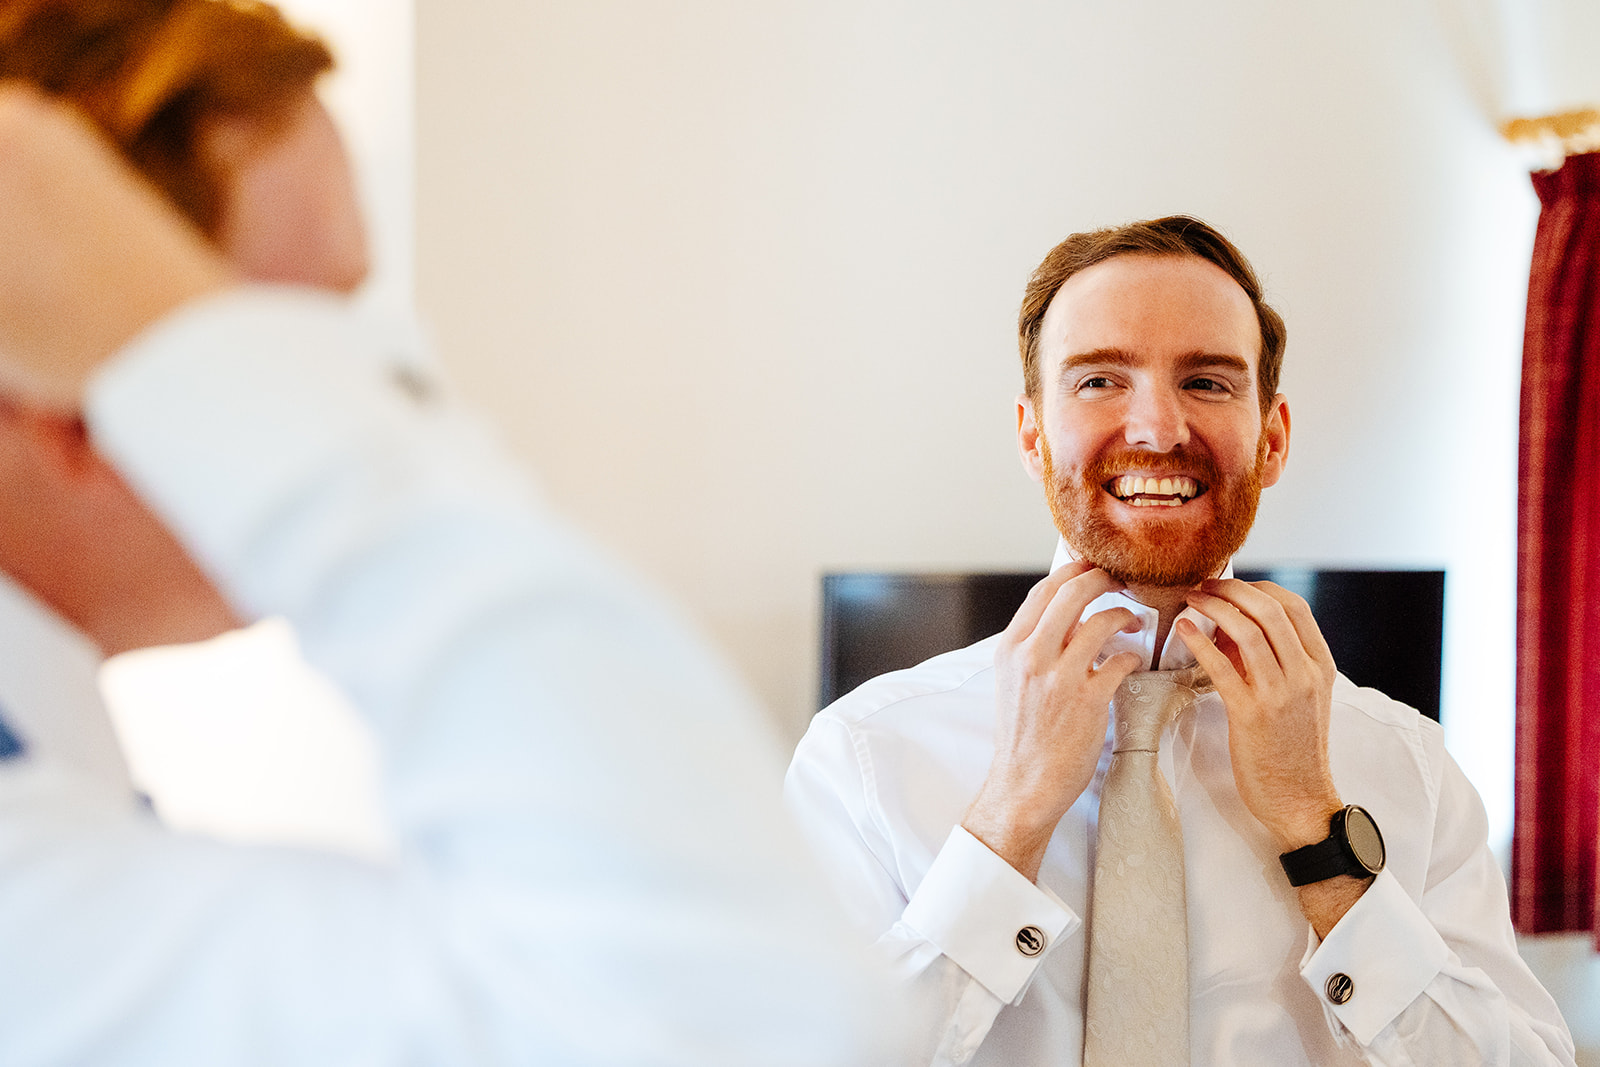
[0,9,892,1062]
[785,217,1574,1065]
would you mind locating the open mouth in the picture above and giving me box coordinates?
[1106,473,1204,508]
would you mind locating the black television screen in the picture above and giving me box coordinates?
[819,568,1445,721]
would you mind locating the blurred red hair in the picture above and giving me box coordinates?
[0,0,333,234]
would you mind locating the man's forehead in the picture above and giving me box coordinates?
[1039,252,1260,369]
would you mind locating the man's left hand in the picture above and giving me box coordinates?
[1175,578,1342,852]
[0,85,231,409]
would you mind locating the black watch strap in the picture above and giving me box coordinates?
[1278,805,1385,887]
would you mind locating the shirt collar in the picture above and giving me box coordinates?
[0,571,133,791]
[1049,537,1231,671]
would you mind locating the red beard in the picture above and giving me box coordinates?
[1040,434,1267,588]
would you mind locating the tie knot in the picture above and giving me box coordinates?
[1110,669,1208,752]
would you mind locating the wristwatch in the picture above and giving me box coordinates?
[1278,805,1386,887]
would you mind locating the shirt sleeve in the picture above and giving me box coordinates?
[785,711,1075,1066]
[0,287,897,1066]
[1297,746,1576,1066]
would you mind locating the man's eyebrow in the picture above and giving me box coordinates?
[1175,351,1253,379]
[1059,348,1136,370]
[1059,348,1254,380]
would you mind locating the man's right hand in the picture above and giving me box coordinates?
[0,85,232,410]
[961,562,1143,882]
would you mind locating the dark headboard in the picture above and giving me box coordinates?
[819,568,1445,721]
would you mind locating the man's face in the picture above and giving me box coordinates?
[1018,253,1289,589]
[207,91,369,294]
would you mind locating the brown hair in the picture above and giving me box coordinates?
[1018,216,1286,416]
[0,0,333,235]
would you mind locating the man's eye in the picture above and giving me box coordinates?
[1078,376,1115,390]
[1186,377,1230,394]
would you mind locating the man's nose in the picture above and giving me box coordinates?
[1123,385,1190,452]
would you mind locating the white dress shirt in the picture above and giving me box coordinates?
[0,288,893,1066]
[785,545,1575,1066]
[0,573,132,795]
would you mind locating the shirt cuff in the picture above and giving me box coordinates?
[1299,868,1451,1045]
[901,826,1078,1005]
[82,287,414,592]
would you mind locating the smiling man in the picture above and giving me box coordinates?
[785,217,1574,1066]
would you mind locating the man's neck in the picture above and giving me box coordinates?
[1122,582,1196,661]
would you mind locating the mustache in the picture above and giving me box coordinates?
[1077,448,1222,488]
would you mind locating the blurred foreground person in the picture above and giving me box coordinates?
[0,1,892,1063]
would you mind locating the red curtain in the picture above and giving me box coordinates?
[1512,150,1600,945]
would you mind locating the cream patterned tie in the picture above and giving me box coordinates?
[1082,668,1209,1066]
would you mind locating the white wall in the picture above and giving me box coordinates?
[416,0,1535,831]
[285,0,415,315]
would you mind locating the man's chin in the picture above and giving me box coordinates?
[1074,544,1224,590]
[1066,517,1232,588]
[1039,438,1266,592]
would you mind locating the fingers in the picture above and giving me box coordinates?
[1174,616,1238,688]
[1031,571,1131,656]
[1175,612,1281,745]
[1093,648,1144,690]
[1192,580,1295,665]
[1185,579,1329,680]
[1001,561,1094,641]
[1248,582,1337,676]
[0,82,231,407]
[1067,606,1141,674]
[1002,562,1125,654]
[1183,587,1277,684]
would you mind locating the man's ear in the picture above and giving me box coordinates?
[1259,394,1290,489]
[1016,393,1045,483]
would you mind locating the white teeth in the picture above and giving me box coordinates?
[1112,473,1199,502]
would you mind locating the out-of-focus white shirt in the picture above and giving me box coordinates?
[785,546,1575,1066]
[0,573,130,794]
[0,287,894,1066]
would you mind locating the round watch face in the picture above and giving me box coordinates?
[1345,806,1386,872]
